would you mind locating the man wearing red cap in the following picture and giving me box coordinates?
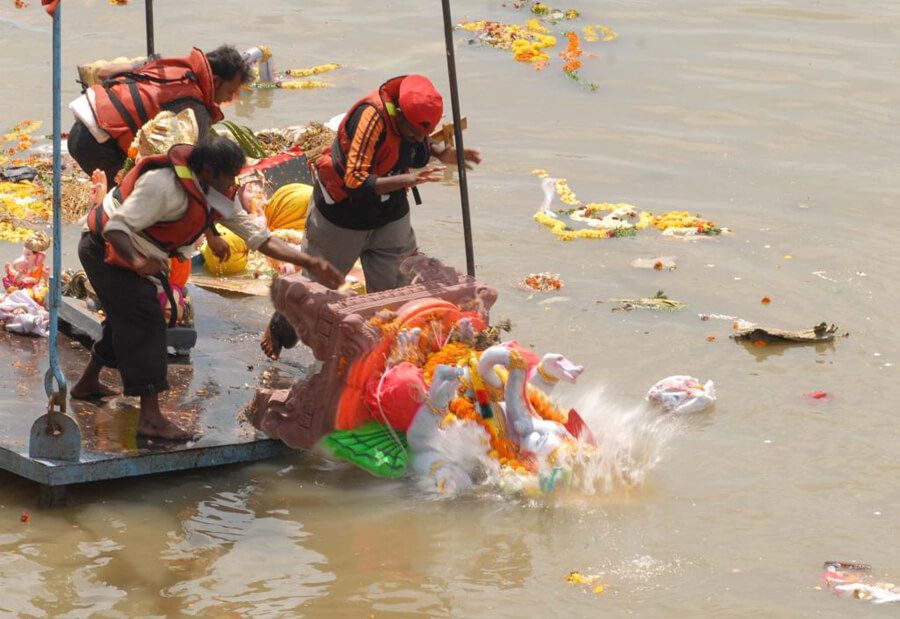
[308,74,481,292]
[260,74,482,359]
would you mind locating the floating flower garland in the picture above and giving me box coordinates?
[283,63,341,78]
[651,211,722,236]
[532,169,724,241]
[248,63,342,90]
[278,80,330,90]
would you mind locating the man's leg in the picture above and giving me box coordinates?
[359,213,418,293]
[301,204,369,279]
[71,234,120,399]
[262,205,368,359]
[74,234,192,440]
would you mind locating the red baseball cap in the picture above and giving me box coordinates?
[398,75,443,131]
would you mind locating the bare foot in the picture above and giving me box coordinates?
[137,414,196,441]
[260,325,282,360]
[70,381,119,400]
[261,313,298,360]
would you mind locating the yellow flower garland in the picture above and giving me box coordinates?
[533,171,721,240]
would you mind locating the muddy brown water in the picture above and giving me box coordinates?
[1,0,899,616]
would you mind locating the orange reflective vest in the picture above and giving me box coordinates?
[314,76,406,204]
[90,48,223,153]
[88,144,217,270]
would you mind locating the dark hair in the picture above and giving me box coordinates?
[205,44,252,83]
[188,137,246,177]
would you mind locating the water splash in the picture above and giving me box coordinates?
[564,387,683,495]
[420,386,682,498]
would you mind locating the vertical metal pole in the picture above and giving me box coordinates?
[440,0,476,277]
[46,1,66,399]
[145,0,155,56]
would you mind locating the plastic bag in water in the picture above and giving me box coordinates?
[647,375,716,414]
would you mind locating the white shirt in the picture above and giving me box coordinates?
[85,168,272,272]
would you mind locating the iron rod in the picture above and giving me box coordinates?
[440,0,476,277]
[46,1,66,398]
[145,0,155,56]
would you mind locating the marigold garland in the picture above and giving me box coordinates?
[422,342,472,383]
[560,31,584,74]
[279,80,330,90]
[284,64,341,78]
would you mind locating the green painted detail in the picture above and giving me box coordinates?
[322,421,409,478]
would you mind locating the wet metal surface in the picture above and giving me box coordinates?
[0,282,306,487]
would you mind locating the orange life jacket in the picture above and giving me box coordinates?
[87,144,217,271]
[90,48,223,153]
[315,76,406,203]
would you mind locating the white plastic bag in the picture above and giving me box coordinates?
[646,375,716,414]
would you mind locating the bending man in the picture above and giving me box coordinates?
[261,74,481,359]
[68,45,250,186]
[71,137,341,440]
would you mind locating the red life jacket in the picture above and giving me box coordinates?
[90,48,223,153]
[87,144,217,271]
[314,76,406,204]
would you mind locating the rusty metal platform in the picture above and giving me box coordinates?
[0,283,306,502]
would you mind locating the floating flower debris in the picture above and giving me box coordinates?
[583,23,617,42]
[459,5,615,89]
[522,272,563,291]
[608,290,686,312]
[565,571,605,595]
[532,169,726,241]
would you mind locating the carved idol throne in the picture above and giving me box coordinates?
[250,255,498,449]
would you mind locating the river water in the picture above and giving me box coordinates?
[2,0,899,616]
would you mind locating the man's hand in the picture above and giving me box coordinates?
[257,237,344,289]
[405,166,445,187]
[205,232,231,262]
[132,254,169,276]
[304,256,344,290]
[437,147,482,170]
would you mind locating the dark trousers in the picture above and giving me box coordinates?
[78,233,169,396]
[68,120,126,187]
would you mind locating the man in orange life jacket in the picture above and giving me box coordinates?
[67,45,250,186]
[260,74,482,360]
[71,137,342,441]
